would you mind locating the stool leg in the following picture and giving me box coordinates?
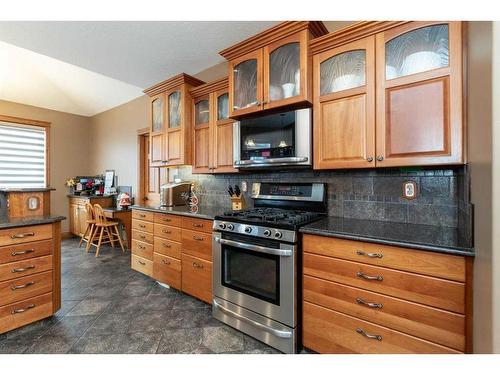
[95,227,104,257]
[114,225,125,252]
[107,227,115,248]
[79,224,90,247]
[86,224,95,253]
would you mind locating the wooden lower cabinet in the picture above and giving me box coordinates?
[181,253,212,304]
[68,197,113,237]
[153,253,181,290]
[302,234,472,354]
[131,254,153,277]
[0,293,53,334]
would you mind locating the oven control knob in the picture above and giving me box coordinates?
[227,224,234,231]
[244,226,252,233]
[274,231,283,239]
[219,223,226,230]
[263,229,271,237]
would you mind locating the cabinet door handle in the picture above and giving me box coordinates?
[11,281,35,290]
[11,304,36,314]
[192,223,203,228]
[356,297,383,309]
[376,156,384,162]
[366,157,374,162]
[12,265,35,273]
[356,328,382,341]
[138,260,146,266]
[11,232,35,239]
[11,249,34,256]
[192,262,203,269]
[162,259,171,265]
[193,235,204,241]
[356,272,383,281]
[356,250,383,259]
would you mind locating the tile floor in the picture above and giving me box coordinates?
[0,238,279,354]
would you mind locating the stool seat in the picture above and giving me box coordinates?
[87,204,125,257]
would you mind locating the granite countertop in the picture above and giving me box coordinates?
[1,188,55,192]
[131,204,222,220]
[0,215,66,229]
[67,194,113,199]
[300,216,474,257]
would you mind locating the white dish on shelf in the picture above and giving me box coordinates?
[401,51,442,76]
[270,85,282,100]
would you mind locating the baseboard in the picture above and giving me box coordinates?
[62,232,76,239]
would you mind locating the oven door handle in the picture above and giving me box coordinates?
[234,157,308,166]
[215,237,292,257]
[213,299,292,339]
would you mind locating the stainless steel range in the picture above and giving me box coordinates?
[212,182,326,353]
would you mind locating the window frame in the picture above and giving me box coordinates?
[0,115,51,188]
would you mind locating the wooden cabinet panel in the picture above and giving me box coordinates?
[131,240,153,260]
[166,129,181,164]
[181,217,213,234]
[0,270,53,306]
[0,292,53,334]
[131,254,153,277]
[193,126,210,172]
[303,234,466,282]
[132,210,154,222]
[0,224,52,247]
[303,275,465,351]
[153,253,181,290]
[0,240,53,265]
[303,301,459,354]
[153,213,182,227]
[0,255,53,282]
[132,219,154,234]
[150,134,164,166]
[303,253,465,313]
[154,224,182,242]
[214,122,236,172]
[131,230,154,245]
[154,237,181,259]
[181,254,212,304]
[181,229,212,261]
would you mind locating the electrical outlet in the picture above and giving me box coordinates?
[402,181,417,200]
[241,181,247,192]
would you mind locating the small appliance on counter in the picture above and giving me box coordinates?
[160,182,191,207]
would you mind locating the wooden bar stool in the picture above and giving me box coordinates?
[79,202,96,251]
[88,204,125,257]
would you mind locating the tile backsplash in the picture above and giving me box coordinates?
[178,165,472,234]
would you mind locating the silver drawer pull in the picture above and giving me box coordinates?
[162,218,172,222]
[11,304,36,314]
[11,281,35,290]
[356,250,383,258]
[163,230,171,234]
[137,244,145,250]
[356,272,383,281]
[11,232,35,239]
[356,328,382,341]
[192,262,203,269]
[162,260,171,265]
[12,265,35,273]
[193,235,204,241]
[138,260,146,266]
[162,243,171,248]
[192,223,203,228]
[138,224,146,228]
[138,235,146,239]
[11,249,35,256]
[356,297,383,309]
[138,213,146,217]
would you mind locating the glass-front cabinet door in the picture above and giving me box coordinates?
[165,88,183,165]
[192,97,211,173]
[213,90,236,173]
[150,94,165,167]
[375,21,463,167]
[229,49,263,117]
[313,36,376,170]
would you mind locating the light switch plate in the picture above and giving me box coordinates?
[402,181,417,200]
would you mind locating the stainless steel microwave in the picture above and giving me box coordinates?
[233,108,311,169]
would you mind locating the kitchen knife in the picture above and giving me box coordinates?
[234,185,241,197]
[228,186,234,197]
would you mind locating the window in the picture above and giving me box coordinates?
[0,116,50,188]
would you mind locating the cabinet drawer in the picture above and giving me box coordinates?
[154,213,182,227]
[0,224,52,246]
[131,230,154,245]
[131,254,153,277]
[0,255,53,282]
[0,270,53,307]
[181,217,213,234]
[181,254,212,304]
[154,238,181,259]
[131,240,153,260]
[303,301,459,354]
[0,292,53,334]
[132,210,154,222]
[303,275,465,351]
[154,224,181,242]
[181,229,212,261]
[303,235,466,282]
[303,253,465,314]
[132,219,154,233]
[153,253,181,290]
[0,240,53,265]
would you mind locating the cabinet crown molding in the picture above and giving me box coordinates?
[309,21,409,55]
[189,77,229,98]
[144,73,205,97]
[219,21,328,60]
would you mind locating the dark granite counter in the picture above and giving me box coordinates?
[0,215,66,229]
[0,188,55,192]
[131,205,222,220]
[67,194,113,199]
[300,216,474,257]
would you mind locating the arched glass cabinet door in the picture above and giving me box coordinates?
[385,24,449,80]
[319,50,366,96]
[233,59,258,111]
[194,99,209,126]
[217,93,229,121]
[151,96,164,133]
[168,91,181,129]
[268,42,301,102]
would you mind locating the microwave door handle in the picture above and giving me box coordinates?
[234,157,308,166]
[213,299,292,339]
[215,237,292,257]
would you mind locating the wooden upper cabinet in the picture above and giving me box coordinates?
[376,21,464,167]
[220,21,328,118]
[144,73,205,168]
[190,78,237,174]
[313,36,376,169]
[310,21,465,170]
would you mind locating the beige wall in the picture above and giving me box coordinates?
[0,99,92,232]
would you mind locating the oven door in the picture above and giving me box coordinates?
[212,231,296,327]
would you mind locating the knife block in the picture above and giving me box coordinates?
[231,196,245,211]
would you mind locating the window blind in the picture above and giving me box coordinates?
[0,122,47,188]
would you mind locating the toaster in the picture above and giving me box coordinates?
[160,182,191,207]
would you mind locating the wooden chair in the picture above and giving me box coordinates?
[88,204,125,257]
[79,202,96,251]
